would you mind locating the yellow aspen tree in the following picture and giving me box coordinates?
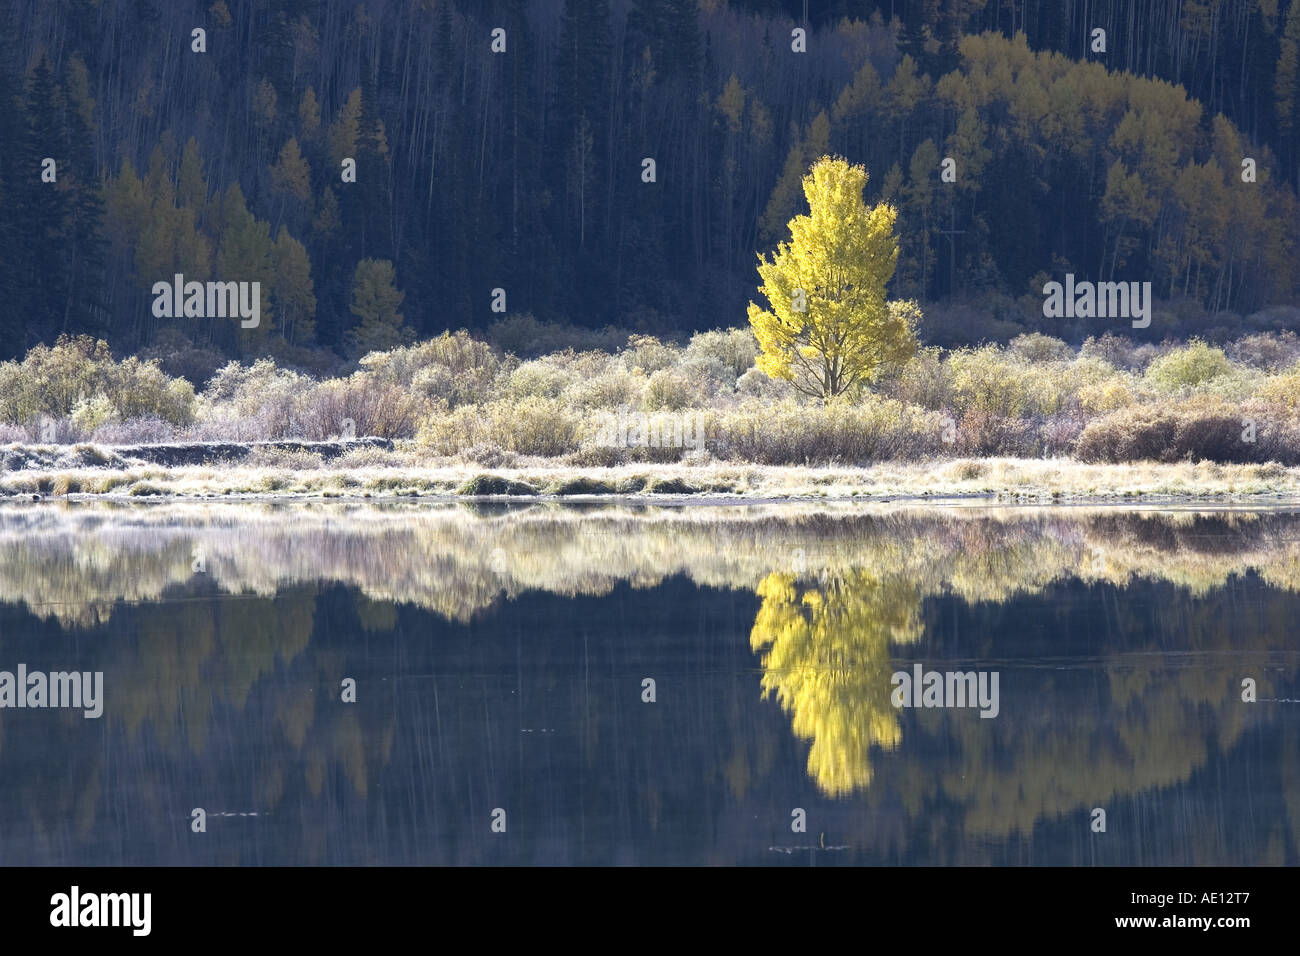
[747,156,920,400]
[271,227,317,345]
[759,112,830,241]
[299,87,321,140]
[885,54,930,155]
[176,137,209,210]
[347,258,408,355]
[328,88,362,168]
[904,138,939,297]
[270,137,313,201]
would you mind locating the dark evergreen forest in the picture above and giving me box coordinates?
[1,0,1298,371]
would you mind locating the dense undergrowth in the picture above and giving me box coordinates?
[3,327,1300,468]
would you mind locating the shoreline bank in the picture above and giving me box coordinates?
[2,445,1299,503]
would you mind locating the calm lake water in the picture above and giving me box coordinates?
[0,500,1297,865]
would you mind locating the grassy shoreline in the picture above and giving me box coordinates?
[5,451,1300,502]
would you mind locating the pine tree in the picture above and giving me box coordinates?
[328,87,364,263]
[62,55,108,335]
[0,59,29,354]
[18,56,71,343]
[356,62,393,260]
[555,0,612,249]
[1277,0,1300,182]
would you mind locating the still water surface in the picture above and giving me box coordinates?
[0,500,1296,865]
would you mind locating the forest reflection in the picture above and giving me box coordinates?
[0,501,1296,864]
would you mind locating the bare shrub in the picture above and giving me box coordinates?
[456,442,519,468]
[684,328,758,379]
[716,398,943,464]
[0,334,195,427]
[1008,333,1072,363]
[91,417,177,444]
[952,409,1040,457]
[363,330,504,408]
[1229,332,1300,372]
[419,397,582,457]
[297,374,426,439]
[621,334,678,374]
[1072,399,1299,464]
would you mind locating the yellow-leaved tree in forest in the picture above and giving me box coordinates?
[747,156,920,399]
